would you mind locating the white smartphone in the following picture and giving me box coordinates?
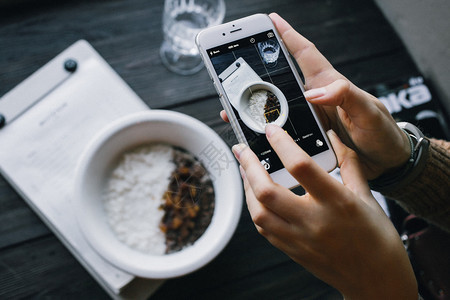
[196,13,337,189]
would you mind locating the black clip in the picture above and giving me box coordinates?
[64,59,77,73]
[0,114,5,129]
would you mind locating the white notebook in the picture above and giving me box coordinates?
[0,40,164,299]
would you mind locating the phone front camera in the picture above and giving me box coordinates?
[222,33,226,36]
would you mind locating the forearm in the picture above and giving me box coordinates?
[382,138,450,232]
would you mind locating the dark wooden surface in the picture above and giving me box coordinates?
[0,0,419,299]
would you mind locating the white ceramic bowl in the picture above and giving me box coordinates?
[238,81,289,134]
[74,110,243,279]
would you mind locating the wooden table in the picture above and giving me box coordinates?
[0,0,418,298]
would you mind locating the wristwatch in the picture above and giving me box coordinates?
[368,122,430,193]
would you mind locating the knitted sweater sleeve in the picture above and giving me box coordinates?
[382,138,450,232]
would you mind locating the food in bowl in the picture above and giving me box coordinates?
[248,89,282,126]
[160,147,214,254]
[238,82,288,134]
[75,110,243,278]
[103,143,214,255]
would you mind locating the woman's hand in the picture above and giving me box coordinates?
[223,13,411,180]
[232,124,417,299]
[270,13,412,180]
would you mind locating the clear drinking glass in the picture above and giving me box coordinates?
[160,0,225,75]
[257,39,280,68]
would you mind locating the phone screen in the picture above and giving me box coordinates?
[207,30,329,174]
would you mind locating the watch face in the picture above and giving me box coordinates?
[369,121,430,192]
[398,121,424,138]
[398,122,430,158]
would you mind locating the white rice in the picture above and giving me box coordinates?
[103,144,176,255]
[248,90,268,126]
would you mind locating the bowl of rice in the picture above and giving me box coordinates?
[74,110,243,279]
[238,81,288,134]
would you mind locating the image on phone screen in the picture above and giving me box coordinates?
[207,30,329,174]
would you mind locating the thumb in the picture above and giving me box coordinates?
[304,79,382,122]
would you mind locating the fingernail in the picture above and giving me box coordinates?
[326,129,337,138]
[326,129,342,145]
[239,165,247,181]
[304,87,327,100]
[232,143,246,160]
[265,123,280,138]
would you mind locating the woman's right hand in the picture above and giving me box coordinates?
[232,124,418,300]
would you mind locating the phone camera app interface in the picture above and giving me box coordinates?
[208,30,328,174]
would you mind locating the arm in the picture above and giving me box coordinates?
[383,138,450,232]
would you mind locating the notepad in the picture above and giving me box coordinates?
[0,40,164,299]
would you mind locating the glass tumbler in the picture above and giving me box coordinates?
[257,39,280,68]
[160,0,225,75]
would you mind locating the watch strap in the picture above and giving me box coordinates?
[368,122,430,193]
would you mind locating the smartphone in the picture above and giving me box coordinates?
[196,14,337,188]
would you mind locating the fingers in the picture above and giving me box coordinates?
[264,124,342,200]
[326,130,372,198]
[304,79,382,122]
[220,110,229,123]
[239,165,291,236]
[232,144,298,221]
[269,13,341,88]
